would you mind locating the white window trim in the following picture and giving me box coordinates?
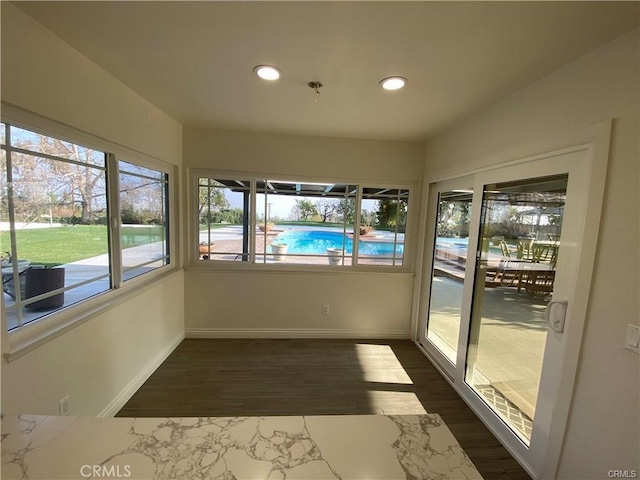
[1,103,180,360]
[188,168,417,273]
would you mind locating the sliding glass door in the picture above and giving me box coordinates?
[419,147,593,476]
[465,173,567,444]
[421,177,473,375]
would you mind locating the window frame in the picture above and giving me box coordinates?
[1,104,179,360]
[189,169,415,272]
[118,158,171,282]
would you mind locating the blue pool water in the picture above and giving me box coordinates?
[273,230,403,256]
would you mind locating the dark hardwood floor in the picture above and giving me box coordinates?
[117,339,531,480]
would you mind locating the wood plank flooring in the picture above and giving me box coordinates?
[117,339,531,480]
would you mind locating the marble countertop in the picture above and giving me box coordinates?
[2,413,482,479]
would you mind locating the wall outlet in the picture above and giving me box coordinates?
[624,324,640,354]
[59,395,71,416]
[321,304,330,315]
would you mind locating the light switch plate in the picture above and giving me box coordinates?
[624,324,640,354]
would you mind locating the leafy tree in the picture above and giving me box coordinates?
[437,201,470,237]
[360,209,377,227]
[293,199,317,221]
[376,199,407,231]
[336,197,356,224]
[202,208,244,225]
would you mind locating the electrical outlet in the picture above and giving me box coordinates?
[59,395,71,416]
[322,304,330,315]
[624,324,640,354]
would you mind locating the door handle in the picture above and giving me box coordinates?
[545,300,568,333]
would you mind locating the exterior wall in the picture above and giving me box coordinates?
[1,3,184,416]
[423,29,639,479]
[183,128,425,337]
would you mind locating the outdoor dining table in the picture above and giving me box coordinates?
[497,259,555,293]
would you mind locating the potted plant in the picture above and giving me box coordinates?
[25,265,65,310]
[326,248,343,265]
[360,210,376,236]
[258,222,274,233]
[198,241,215,260]
[271,242,288,261]
[199,241,215,254]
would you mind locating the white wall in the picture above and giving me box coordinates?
[184,128,424,337]
[424,30,639,479]
[1,3,184,416]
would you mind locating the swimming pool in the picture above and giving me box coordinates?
[272,230,403,256]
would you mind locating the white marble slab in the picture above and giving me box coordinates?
[1,413,483,479]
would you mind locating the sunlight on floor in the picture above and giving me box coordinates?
[366,391,428,415]
[355,343,413,385]
[354,343,427,415]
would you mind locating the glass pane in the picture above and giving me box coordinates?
[465,174,567,444]
[10,126,105,167]
[0,149,7,223]
[198,178,250,262]
[2,152,110,330]
[119,160,164,179]
[1,123,6,146]
[358,188,408,266]
[120,165,169,280]
[255,181,355,266]
[426,188,473,365]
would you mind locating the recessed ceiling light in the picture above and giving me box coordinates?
[379,76,407,91]
[254,65,281,81]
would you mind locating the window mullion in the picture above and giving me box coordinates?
[106,153,123,287]
[393,191,401,266]
[4,126,24,327]
[250,179,256,264]
[353,185,363,265]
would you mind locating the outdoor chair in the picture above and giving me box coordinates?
[2,267,29,300]
[499,240,512,258]
[523,270,556,297]
[517,237,534,260]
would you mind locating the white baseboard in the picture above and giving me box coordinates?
[185,328,410,339]
[98,331,185,418]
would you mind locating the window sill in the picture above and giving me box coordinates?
[186,261,414,277]
[3,266,182,363]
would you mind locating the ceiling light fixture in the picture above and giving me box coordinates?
[253,65,281,81]
[379,76,407,91]
[308,81,323,102]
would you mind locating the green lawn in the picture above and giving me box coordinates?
[1,225,163,266]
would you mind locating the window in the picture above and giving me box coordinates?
[197,178,251,261]
[1,122,172,332]
[119,161,170,280]
[358,187,408,266]
[196,174,410,268]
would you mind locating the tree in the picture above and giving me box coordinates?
[376,199,407,231]
[7,131,107,224]
[314,199,338,223]
[360,209,377,227]
[336,197,356,224]
[198,181,230,221]
[293,199,317,221]
[437,201,470,237]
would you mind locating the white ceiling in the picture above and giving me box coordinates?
[14,1,639,141]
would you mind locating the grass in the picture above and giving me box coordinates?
[1,225,164,265]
